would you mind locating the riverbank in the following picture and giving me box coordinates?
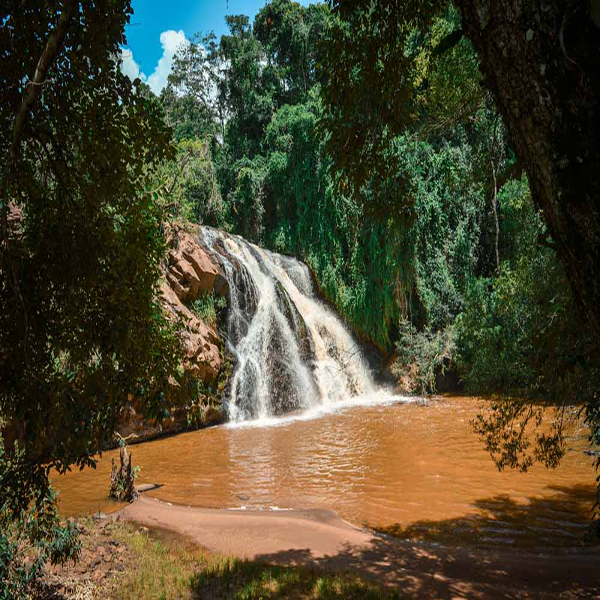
[38,513,397,599]
[116,495,600,599]
[42,496,600,599]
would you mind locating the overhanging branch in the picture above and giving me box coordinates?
[9,0,77,164]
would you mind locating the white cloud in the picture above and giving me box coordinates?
[119,49,146,83]
[119,29,189,95]
[147,30,189,95]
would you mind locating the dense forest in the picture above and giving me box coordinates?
[153,0,599,464]
[1,0,599,595]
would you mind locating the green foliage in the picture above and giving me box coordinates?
[262,94,407,347]
[1,0,181,467]
[190,293,227,328]
[0,1,181,591]
[162,31,225,142]
[0,444,80,598]
[409,5,486,133]
[219,15,276,162]
[395,131,487,329]
[254,0,331,104]
[227,155,268,243]
[154,139,229,228]
[258,91,495,347]
[161,5,491,347]
[456,179,600,401]
[391,318,455,395]
[321,0,445,193]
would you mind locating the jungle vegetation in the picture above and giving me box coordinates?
[153,0,600,531]
[0,1,181,594]
[1,0,599,594]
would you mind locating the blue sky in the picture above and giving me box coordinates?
[120,0,312,94]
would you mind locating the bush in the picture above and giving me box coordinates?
[455,182,600,402]
[0,444,80,599]
[391,318,455,395]
[190,293,227,328]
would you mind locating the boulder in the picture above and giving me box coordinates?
[164,222,227,303]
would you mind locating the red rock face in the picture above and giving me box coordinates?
[117,223,228,443]
[160,280,221,384]
[161,223,225,385]
[165,225,222,303]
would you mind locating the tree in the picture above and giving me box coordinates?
[457,1,600,339]
[324,0,600,337]
[154,139,228,228]
[0,0,179,589]
[219,14,276,161]
[322,0,600,533]
[161,31,226,142]
[254,0,331,103]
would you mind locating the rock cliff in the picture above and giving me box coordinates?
[117,223,230,443]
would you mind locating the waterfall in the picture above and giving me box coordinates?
[199,227,379,423]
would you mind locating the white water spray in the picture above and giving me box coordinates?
[200,227,382,423]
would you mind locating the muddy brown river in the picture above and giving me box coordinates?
[53,396,597,548]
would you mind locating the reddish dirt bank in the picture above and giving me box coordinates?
[120,495,600,599]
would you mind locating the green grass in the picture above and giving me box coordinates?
[112,523,400,599]
[190,292,226,328]
[194,558,401,599]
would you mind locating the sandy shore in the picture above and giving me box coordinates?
[119,495,600,599]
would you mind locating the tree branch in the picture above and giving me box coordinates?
[9,0,77,164]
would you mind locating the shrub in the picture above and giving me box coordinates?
[0,444,80,599]
[391,318,455,395]
[190,293,227,328]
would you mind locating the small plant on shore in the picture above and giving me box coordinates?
[109,438,140,503]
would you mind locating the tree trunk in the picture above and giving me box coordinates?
[457,0,600,336]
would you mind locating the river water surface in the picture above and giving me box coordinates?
[53,395,597,548]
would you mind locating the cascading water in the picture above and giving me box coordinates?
[199,227,380,423]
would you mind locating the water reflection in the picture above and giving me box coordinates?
[53,396,597,547]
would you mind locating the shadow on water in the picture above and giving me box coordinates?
[374,484,598,549]
[248,486,600,600]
